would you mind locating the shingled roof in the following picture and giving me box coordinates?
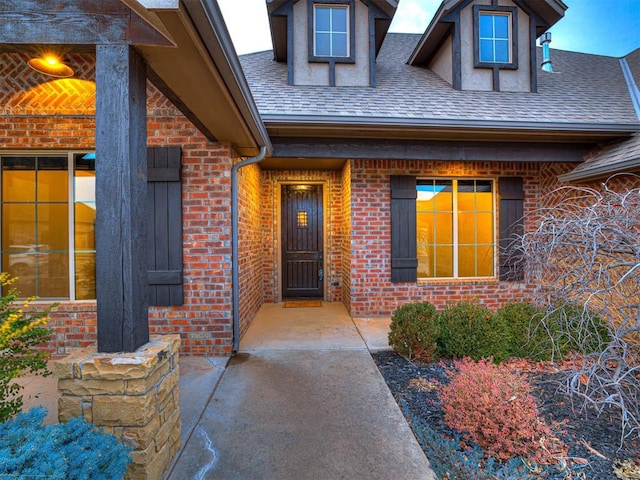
[240,33,640,133]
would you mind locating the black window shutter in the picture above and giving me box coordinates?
[148,146,183,306]
[498,177,524,281]
[390,175,418,283]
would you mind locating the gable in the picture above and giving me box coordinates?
[407,0,568,93]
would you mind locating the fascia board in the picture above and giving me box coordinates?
[262,113,640,134]
[558,157,640,182]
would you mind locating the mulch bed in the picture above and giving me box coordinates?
[372,350,640,480]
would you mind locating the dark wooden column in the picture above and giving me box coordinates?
[95,45,149,352]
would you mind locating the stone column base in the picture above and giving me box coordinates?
[55,334,181,480]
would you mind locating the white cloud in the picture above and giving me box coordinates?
[217,0,273,55]
[389,0,440,33]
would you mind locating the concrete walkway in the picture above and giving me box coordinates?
[167,302,435,480]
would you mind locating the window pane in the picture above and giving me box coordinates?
[435,188,453,211]
[2,204,36,247]
[458,192,476,211]
[332,7,347,32]
[315,6,331,31]
[332,33,348,57]
[75,203,96,250]
[75,253,96,300]
[75,173,95,202]
[3,253,36,297]
[494,15,509,39]
[2,158,36,202]
[416,213,434,244]
[37,252,69,298]
[476,191,493,211]
[435,246,453,277]
[495,40,509,63]
[37,204,68,251]
[315,33,331,56]
[458,245,476,277]
[417,245,434,278]
[476,213,493,244]
[480,39,494,62]
[435,213,453,244]
[477,246,494,277]
[458,212,475,245]
[479,14,493,38]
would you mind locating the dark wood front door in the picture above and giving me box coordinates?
[281,184,324,298]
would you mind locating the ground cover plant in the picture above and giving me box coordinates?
[0,406,131,479]
[374,350,639,480]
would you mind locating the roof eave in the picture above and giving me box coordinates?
[262,114,640,142]
[123,0,272,156]
[558,157,640,182]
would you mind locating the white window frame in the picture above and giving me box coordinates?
[416,178,497,280]
[478,12,512,64]
[313,4,350,58]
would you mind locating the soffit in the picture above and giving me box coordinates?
[123,0,271,156]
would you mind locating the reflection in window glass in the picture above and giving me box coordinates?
[417,179,494,279]
[314,5,349,57]
[74,153,96,300]
[1,156,69,297]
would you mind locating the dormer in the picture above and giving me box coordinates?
[408,0,568,93]
[267,0,397,87]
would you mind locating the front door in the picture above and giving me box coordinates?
[281,184,324,298]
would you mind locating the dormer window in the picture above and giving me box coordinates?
[314,5,348,57]
[308,0,355,64]
[473,5,518,69]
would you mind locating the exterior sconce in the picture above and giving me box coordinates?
[28,54,74,78]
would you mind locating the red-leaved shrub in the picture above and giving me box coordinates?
[438,357,565,465]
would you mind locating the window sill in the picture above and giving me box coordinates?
[417,277,499,285]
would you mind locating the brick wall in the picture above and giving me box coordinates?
[347,159,577,317]
[1,53,237,356]
[261,170,343,302]
[340,162,352,310]
[237,162,264,337]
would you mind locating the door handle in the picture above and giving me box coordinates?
[318,268,323,281]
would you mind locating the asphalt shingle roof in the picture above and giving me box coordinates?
[559,133,640,181]
[240,33,639,125]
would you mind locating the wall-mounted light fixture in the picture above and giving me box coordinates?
[28,54,74,78]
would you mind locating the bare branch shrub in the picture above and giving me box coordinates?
[517,176,640,443]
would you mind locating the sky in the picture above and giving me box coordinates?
[218,0,640,57]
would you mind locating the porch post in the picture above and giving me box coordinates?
[95,45,149,352]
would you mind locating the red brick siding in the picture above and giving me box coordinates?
[261,170,343,302]
[1,53,237,356]
[347,159,577,316]
[237,162,264,337]
[341,162,352,310]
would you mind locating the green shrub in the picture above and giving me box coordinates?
[494,302,556,361]
[437,301,511,362]
[388,302,439,361]
[0,407,131,479]
[439,357,565,465]
[0,273,54,422]
[545,303,611,357]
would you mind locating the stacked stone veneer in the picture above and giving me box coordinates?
[54,335,181,480]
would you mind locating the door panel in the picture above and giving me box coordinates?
[281,184,323,298]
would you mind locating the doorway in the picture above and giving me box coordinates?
[281,184,324,298]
